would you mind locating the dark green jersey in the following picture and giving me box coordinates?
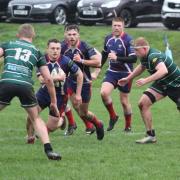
[0,39,46,86]
[140,48,180,88]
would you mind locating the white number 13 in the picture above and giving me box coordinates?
[14,48,32,62]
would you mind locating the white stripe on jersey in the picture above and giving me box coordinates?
[0,78,32,86]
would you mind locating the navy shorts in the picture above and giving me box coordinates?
[36,86,68,116]
[103,70,132,93]
[67,79,91,103]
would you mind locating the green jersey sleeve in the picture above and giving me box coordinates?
[36,52,46,68]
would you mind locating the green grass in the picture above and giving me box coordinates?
[0,23,180,180]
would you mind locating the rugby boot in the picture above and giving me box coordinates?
[107,115,119,131]
[46,151,62,160]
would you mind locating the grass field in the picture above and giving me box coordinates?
[0,23,180,180]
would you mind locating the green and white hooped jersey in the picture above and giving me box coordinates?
[140,48,180,88]
[0,40,46,86]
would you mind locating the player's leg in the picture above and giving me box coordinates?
[118,72,133,132]
[25,106,49,143]
[65,103,76,127]
[79,102,104,140]
[136,88,164,144]
[25,106,61,160]
[64,103,77,135]
[26,105,42,144]
[166,86,180,112]
[46,115,64,132]
[68,84,95,135]
[120,92,132,132]
[19,85,61,160]
[26,87,47,144]
[101,82,118,131]
[79,83,96,134]
[46,94,66,132]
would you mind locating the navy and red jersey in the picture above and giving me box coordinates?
[61,40,97,84]
[37,54,79,95]
[103,32,136,72]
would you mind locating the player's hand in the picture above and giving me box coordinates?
[136,78,147,87]
[38,76,45,84]
[91,68,101,80]
[108,52,117,61]
[73,94,82,108]
[50,103,60,117]
[73,53,82,63]
[118,78,129,86]
[57,73,66,81]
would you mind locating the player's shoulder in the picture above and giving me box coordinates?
[80,40,89,47]
[105,34,113,40]
[149,48,162,57]
[122,32,133,41]
[61,54,70,60]
[79,40,93,51]
[148,48,164,62]
[60,40,66,46]
[60,40,68,49]
[60,55,72,65]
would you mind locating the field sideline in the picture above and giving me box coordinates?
[0,23,180,180]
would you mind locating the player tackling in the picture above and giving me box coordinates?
[118,37,180,144]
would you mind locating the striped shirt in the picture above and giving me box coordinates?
[140,48,180,87]
[0,39,46,86]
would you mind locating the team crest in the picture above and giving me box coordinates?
[152,58,158,64]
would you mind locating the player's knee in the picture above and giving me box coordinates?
[138,100,144,111]
[120,98,129,109]
[79,109,88,118]
[138,99,149,111]
[79,112,87,118]
[100,89,108,98]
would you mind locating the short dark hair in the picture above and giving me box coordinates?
[47,38,60,46]
[64,24,79,32]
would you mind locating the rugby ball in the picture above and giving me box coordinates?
[51,67,65,78]
[51,67,65,87]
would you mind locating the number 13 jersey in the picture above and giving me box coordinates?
[0,39,46,86]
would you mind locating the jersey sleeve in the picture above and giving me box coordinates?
[66,56,79,74]
[36,52,47,68]
[150,54,164,69]
[83,42,97,58]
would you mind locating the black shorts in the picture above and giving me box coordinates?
[166,86,180,110]
[0,82,38,108]
[150,81,180,109]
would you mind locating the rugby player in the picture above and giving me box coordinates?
[0,24,60,160]
[118,37,180,144]
[61,24,104,140]
[26,38,83,142]
[97,17,137,132]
